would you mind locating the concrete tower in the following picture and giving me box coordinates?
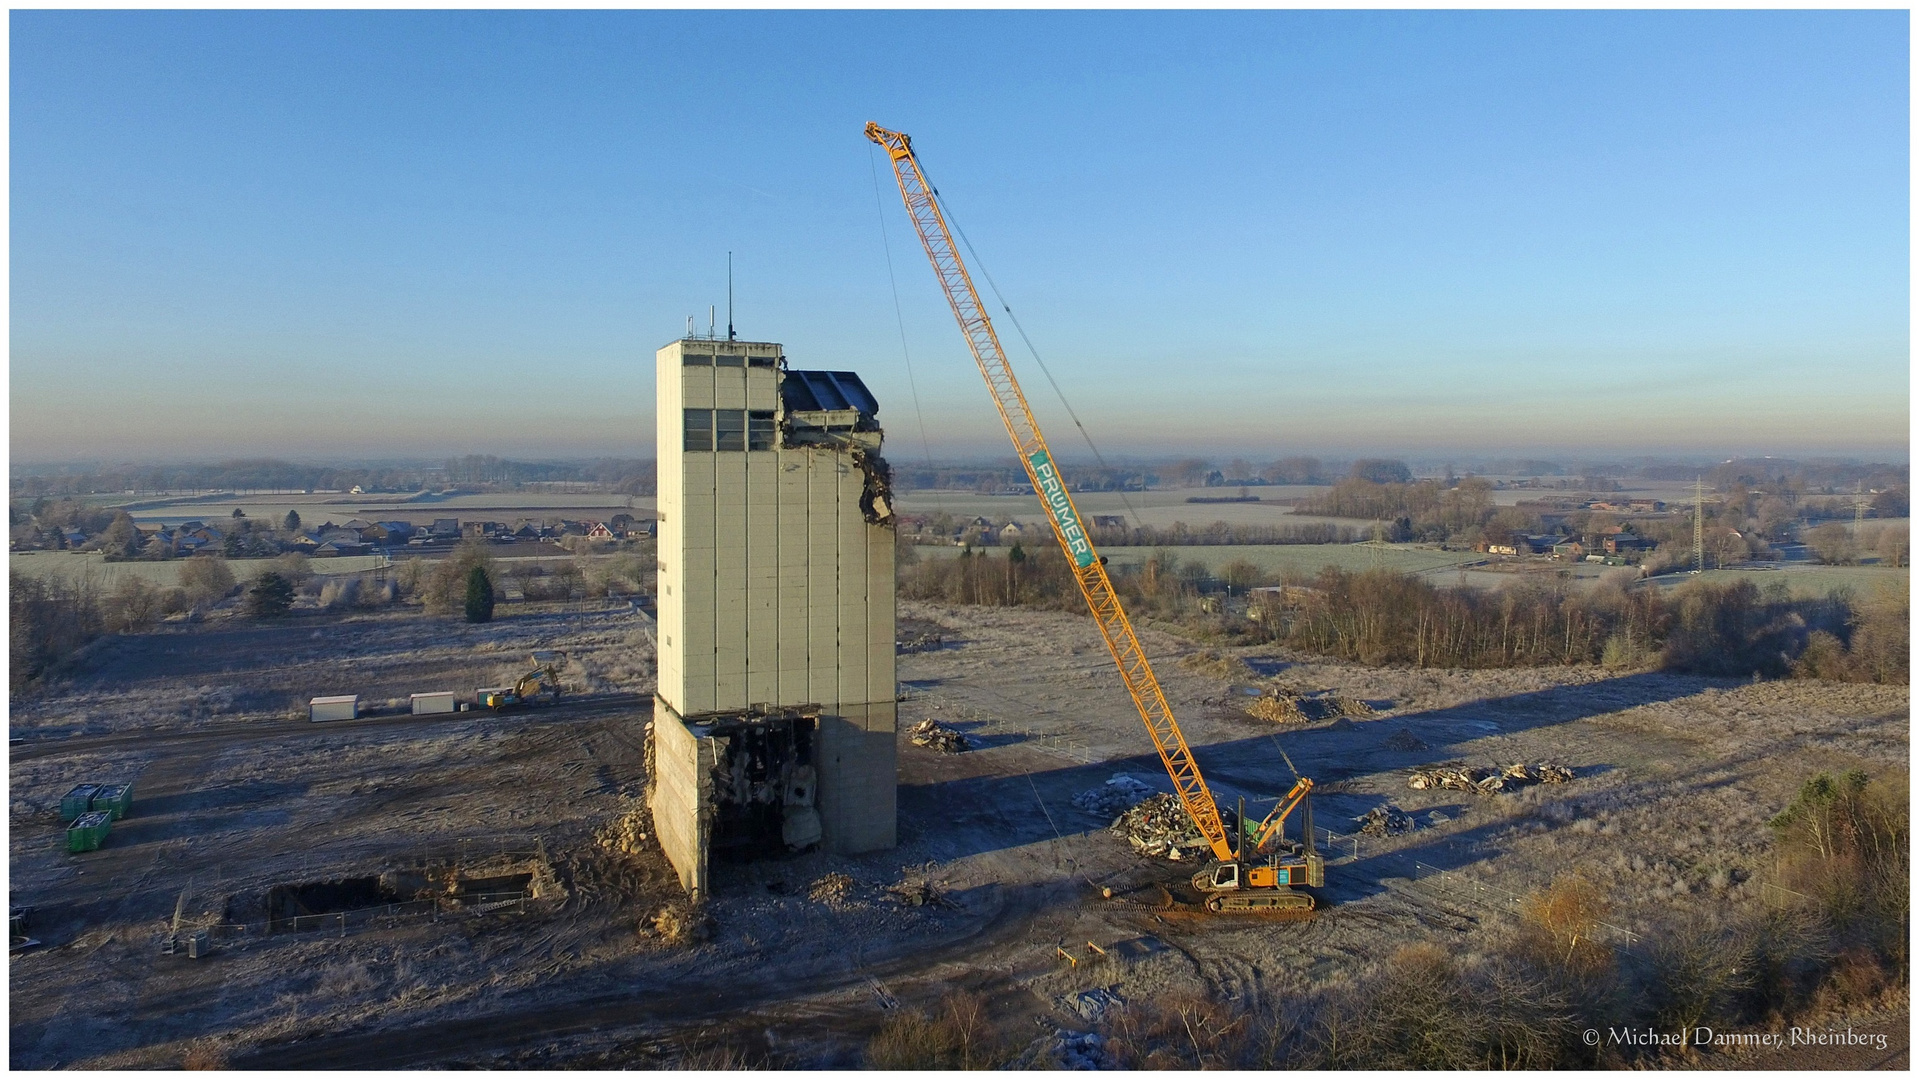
[649,337,897,897]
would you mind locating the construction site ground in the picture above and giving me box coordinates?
[9,599,1908,1068]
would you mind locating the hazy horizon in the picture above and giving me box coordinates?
[11,11,1909,463]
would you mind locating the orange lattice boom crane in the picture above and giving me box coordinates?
[867,122,1322,912]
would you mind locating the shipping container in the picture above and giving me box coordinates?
[60,785,101,823]
[67,811,111,853]
[91,784,133,820]
[310,695,358,722]
[410,692,457,716]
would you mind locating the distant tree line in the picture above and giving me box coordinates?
[11,456,658,498]
[898,544,1906,685]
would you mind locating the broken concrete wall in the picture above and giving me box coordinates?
[649,697,716,898]
[817,701,897,854]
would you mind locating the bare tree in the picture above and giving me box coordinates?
[178,557,237,606]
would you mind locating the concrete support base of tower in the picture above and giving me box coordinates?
[649,694,896,900]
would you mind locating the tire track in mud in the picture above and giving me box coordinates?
[235,880,1064,1069]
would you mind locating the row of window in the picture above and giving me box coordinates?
[685,409,776,452]
[684,353,777,368]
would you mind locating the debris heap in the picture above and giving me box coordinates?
[1244,695,1306,725]
[1243,689,1379,725]
[885,878,947,907]
[1072,774,1156,818]
[1355,805,1414,837]
[808,872,856,908]
[908,719,970,753]
[1110,794,1235,862]
[1407,762,1574,795]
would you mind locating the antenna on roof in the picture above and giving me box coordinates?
[708,305,715,339]
[686,315,694,338]
[727,251,736,342]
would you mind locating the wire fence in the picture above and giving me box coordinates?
[1405,859,1639,944]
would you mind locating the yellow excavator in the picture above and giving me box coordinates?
[868,123,1323,914]
[478,651,565,711]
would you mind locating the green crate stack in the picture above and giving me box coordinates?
[90,784,133,820]
[67,811,112,853]
[60,785,101,824]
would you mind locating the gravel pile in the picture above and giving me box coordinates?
[908,719,970,753]
[1407,762,1574,795]
[1072,774,1156,818]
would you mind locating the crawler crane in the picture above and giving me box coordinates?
[867,123,1323,913]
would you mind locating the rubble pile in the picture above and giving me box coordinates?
[1244,689,1379,725]
[908,719,970,753]
[1013,1029,1112,1070]
[807,872,856,908]
[1072,774,1157,818]
[885,878,947,907]
[1382,729,1429,752]
[1110,794,1235,861]
[1332,694,1378,718]
[1407,762,1575,795]
[1243,695,1307,725]
[1355,805,1414,837]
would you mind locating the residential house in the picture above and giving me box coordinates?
[609,513,636,535]
[1551,541,1586,561]
[430,518,461,539]
[1604,534,1655,556]
[586,522,616,541]
[361,521,414,545]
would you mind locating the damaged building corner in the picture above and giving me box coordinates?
[649,338,897,900]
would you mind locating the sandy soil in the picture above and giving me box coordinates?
[7,599,1906,1068]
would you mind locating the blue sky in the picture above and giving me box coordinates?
[10,10,1909,462]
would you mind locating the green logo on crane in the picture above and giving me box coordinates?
[1029,450,1096,568]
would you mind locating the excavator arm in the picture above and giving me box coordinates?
[867,122,1237,864]
[1245,777,1314,855]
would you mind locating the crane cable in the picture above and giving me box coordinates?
[867,142,943,515]
[911,154,1147,531]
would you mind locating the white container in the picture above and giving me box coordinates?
[309,695,358,722]
[410,692,457,716]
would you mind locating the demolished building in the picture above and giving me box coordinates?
[650,337,898,898]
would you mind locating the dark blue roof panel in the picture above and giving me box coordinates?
[783,370,878,418]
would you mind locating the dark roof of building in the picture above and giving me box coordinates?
[782,370,878,418]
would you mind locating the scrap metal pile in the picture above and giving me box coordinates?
[1072,773,1157,819]
[1109,793,1237,861]
[908,719,970,753]
[1407,761,1574,795]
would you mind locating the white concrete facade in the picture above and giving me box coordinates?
[651,338,896,892]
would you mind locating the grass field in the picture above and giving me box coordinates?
[8,552,388,589]
[913,541,1478,578]
[1653,563,1909,600]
